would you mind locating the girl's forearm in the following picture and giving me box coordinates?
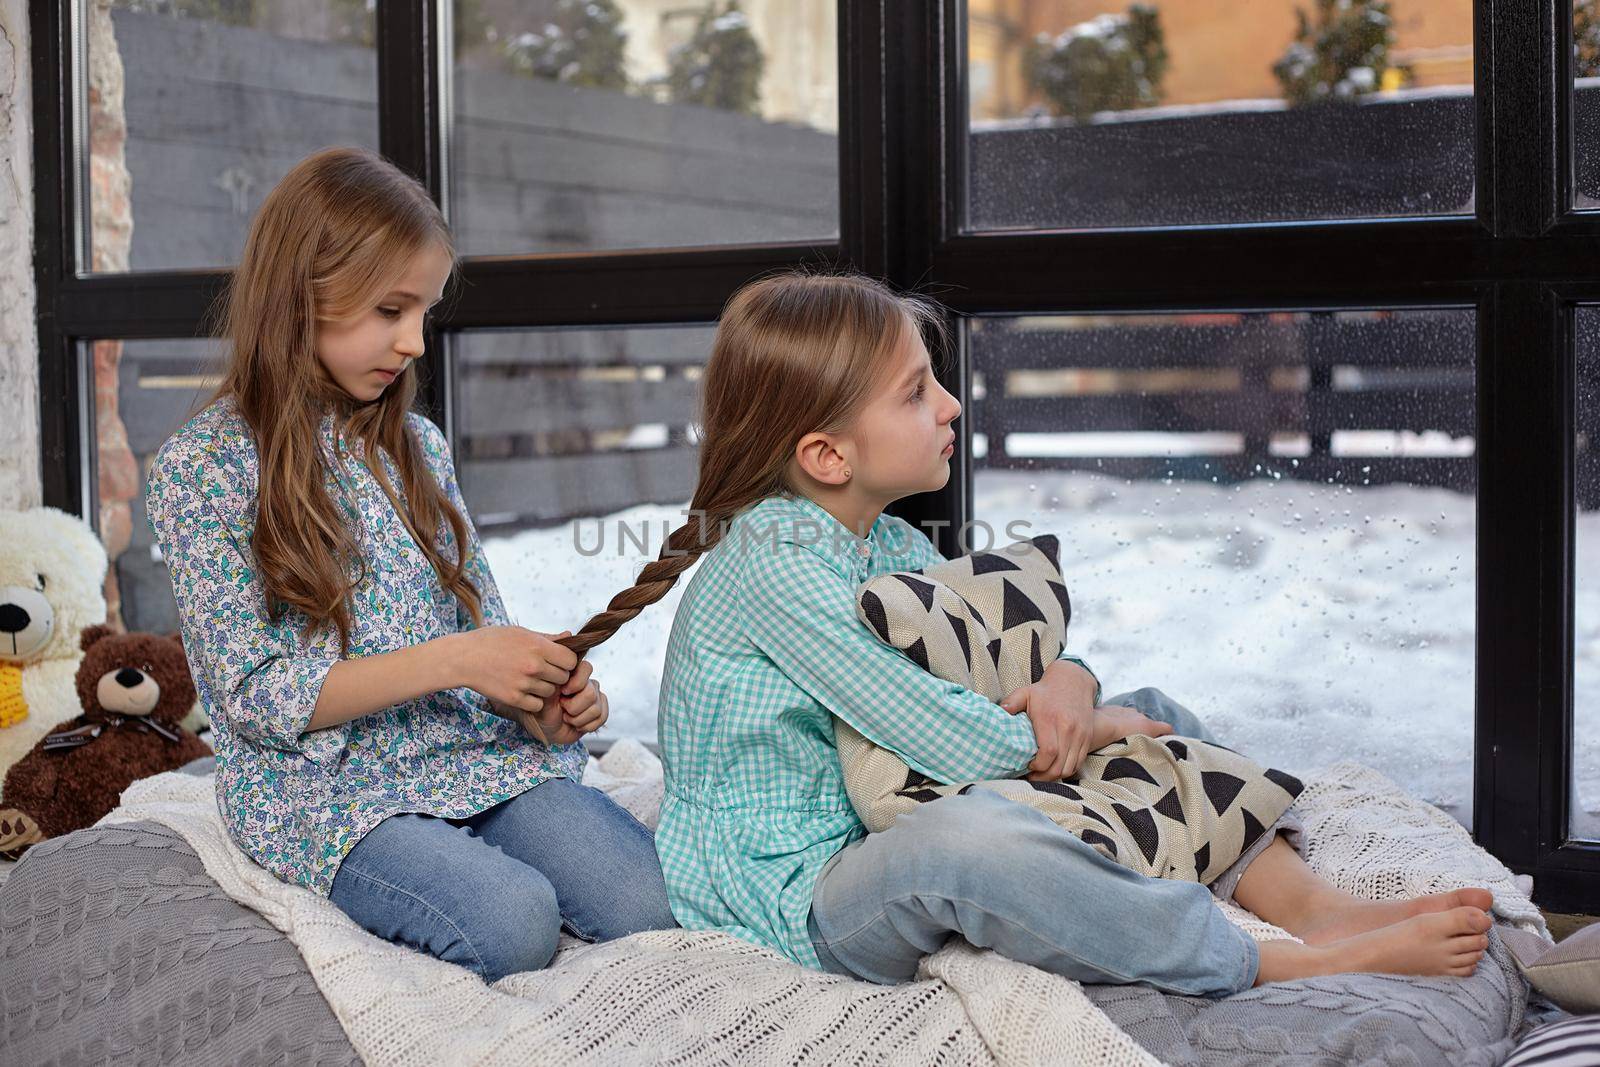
[306,633,466,731]
[1041,658,1098,706]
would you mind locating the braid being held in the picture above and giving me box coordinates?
[556,510,729,657]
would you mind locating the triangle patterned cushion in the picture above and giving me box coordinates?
[839,534,1303,885]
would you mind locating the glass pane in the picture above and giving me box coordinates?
[450,0,838,255]
[86,337,220,633]
[1571,307,1600,839]
[454,325,713,742]
[968,309,1479,824]
[966,1,1474,231]
[88,1,378,272]
[1576,1,1600,209]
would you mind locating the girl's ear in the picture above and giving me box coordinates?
[794,432,851,487]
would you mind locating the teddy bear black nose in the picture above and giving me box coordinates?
[0,603,30,634]
[115,668,144,688]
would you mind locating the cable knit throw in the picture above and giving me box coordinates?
[91,746,1545,1067]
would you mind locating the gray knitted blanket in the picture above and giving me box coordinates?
[1085,935,1533,1066]
[1,822,359,1066]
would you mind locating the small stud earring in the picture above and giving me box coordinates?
[842,468,852,480]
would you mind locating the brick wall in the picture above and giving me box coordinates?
[0,0,39,512]
[87,0,135,628]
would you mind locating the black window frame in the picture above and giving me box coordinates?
[30,0,1600,910]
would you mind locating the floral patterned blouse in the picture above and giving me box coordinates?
[145,398,586,895]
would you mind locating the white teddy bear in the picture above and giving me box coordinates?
[0,507,109,801]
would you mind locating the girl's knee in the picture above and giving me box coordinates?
[613,888,680,937]
[1113,686,1214,741]
[476,923,561,982]
[896,790,1010,843]
[884,791,1043,885]
[474,877,563,981]
[592,870,679,939]
[891,790,1150,890]
[1110,686,1167,714]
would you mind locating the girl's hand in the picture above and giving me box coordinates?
[1001,660,1101,780]
[556,659,609,738]
[521,681,608,748]
[457,625,577,720]
[1088,704,1173,750]
[1002,684,1097,781]
[481,633,607,747]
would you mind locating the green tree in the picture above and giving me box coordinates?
[503,0,630,91]
[451,0,493,60]
[664,2,764,115]
[1026,4,1168,123]
[324,0,377,47]
[1273,0,1412,106]
[1577,0,1600,79]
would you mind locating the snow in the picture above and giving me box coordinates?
[1343,67,1378,93]
[482,471,1600,839]
[968,81,1474,133]
[1048,13,1127,45]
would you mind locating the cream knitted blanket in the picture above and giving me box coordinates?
[99,744,1545,1067]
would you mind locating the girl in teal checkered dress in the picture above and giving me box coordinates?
[560,271,1497,996]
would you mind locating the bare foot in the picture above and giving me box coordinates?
[1089,706,1174,750]
[1289,887,1495,946]
[1256,906,1493,985]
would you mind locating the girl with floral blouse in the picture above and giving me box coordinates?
[145,147,675,983]
[551,271,1496,997]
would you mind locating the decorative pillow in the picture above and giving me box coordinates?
[1501,923,1600,1015]
[1502,1014,1600,1067]
[856,534,1071,700]
[839,535,1304,885]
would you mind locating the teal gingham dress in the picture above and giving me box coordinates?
[654,492,1101,968]
[145,399,586,896]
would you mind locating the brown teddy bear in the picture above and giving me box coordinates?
[0,625,211,857]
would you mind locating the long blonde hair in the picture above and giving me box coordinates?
[558,270,946,656]
[216,146,482,653]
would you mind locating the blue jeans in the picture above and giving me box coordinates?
[807,687,1262,997]
[329,776,677,982]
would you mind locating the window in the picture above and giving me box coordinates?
[1576,0,1600,209]
[964,0,1474,231]
[35,1,1600,907]
[1572,306,1600,839]
[87,1,379,272]
[969,309,1478,822]
[450,0,838,255]
[83,336,219,633]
